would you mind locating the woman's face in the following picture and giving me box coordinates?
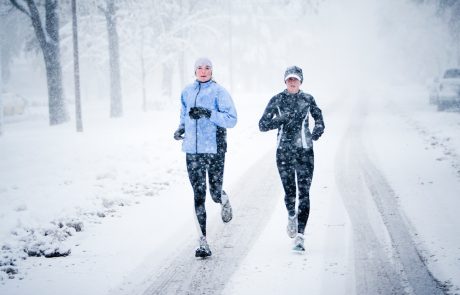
[195,65,212,82]
[285,77,301,94]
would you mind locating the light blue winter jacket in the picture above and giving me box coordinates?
[178,80,237,154]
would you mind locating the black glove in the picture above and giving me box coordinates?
[311,126,324,141]
[189,107,211,119]
[173,128,185,140]
[282,111,301,130]
[273,114,289,127]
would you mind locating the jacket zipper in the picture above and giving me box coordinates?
[194,82,202,154]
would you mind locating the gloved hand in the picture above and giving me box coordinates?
[173,128,185,140]
[311,125,324,141]
[282,111,301,130]
[189,107,211,119]
[273,114,289,126]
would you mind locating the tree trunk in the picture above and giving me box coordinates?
[228,0,234,93]
[105,0,123,118]
[0,16,11,86]
[178,52,186,89]
[10,0,68,125]
[72,0,83,132]
[43,41,67,125]
[178,0,186,89]
[0,47,3,136]
[44,0,68,125]
[140,32,147,112]
[162,63,173,103]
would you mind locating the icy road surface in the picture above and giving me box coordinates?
[115,90,457,295]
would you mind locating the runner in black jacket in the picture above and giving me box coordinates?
[258,65,325,252]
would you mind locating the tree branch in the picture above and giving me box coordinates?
[98,4,107,16]
[9,0,31,17]
[24,0,49,55]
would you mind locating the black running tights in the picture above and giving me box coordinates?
[276,147,314,234]
[186,153,225,236]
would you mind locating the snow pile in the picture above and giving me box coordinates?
[0,220,75,280]
[0,206,115,280]
[0,179,175,280]
[0,107,180,281]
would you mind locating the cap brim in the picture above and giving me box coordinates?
[285,74,301,81]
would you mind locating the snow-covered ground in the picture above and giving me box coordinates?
[1,85,460,294]
[2,0,460,293]
[364,86,460,293]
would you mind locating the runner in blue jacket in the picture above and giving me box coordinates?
[174,57,237,258]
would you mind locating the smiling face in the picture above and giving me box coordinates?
[285,77,301,94]
[195,65,212,82]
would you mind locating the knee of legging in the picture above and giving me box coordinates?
[284,191,296,200]
[194,194,206,205]
[298,177,312,188]
[192,186,206,198]
[298,198,310,211]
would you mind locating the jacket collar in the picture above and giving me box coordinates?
[283,89,302,96]
[194,79,214,89]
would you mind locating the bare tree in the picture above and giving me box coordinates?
[99,0,123,118]
[121,0,221,109]
[447,2,460,64]
[160,2,181,103]
[71,0,83,131]
[427,0,460,64]
[9,0,68,125]
[139,29,148,112]
[0,3,10,136]
[0,4,17,89]
[0,45,3,136]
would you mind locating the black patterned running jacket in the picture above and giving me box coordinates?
[259,89,325,150]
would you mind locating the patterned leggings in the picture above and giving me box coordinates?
[276,147,314,234]
[186,153,225,236]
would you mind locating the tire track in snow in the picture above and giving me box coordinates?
[336,124,407,294]
[142,150,282,294]
[336,102,446,295]
[361,149,446,295]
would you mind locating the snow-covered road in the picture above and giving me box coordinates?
[1,87,459,295]
[337,97,446,295]
[132,89,458,295]
[134,151,281,294]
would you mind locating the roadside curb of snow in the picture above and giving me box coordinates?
[0,178,177,281]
